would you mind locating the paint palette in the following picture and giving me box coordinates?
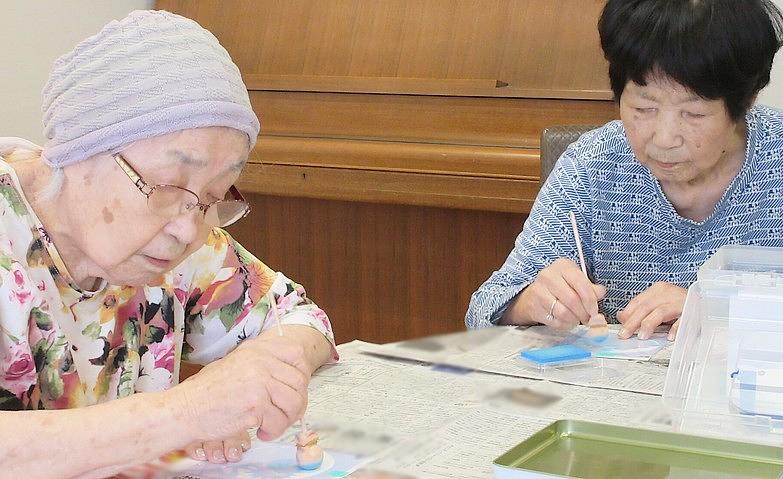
[570,327,668,360]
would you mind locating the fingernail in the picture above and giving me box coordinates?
[618,328,627,338]
[228,447,240,459]
[213,450,226,462]
[195,448,206,460]
[668,333,675,341]
[638,332,649,340]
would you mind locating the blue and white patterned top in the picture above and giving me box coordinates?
[466,105,783,329]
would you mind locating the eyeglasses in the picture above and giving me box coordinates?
[113,153,250,228]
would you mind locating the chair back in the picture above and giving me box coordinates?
[540,125,600,185]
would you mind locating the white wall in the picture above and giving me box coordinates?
[0,1,154,144]
[757,0,783,108]
[2,0,783,145]
[758,52,783,108]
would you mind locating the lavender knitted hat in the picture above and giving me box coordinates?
[41,10,260,168]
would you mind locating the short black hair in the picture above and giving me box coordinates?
[599,0,783,121]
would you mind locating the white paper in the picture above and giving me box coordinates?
[300,344,669,479]
[362,327,671,394]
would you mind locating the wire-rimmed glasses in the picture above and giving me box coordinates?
[113,153,250,228]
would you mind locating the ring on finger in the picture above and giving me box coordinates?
[545,298,558,323]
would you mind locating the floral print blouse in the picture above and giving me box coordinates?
[0,159,337,411]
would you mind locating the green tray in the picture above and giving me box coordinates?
[494,420,783,478]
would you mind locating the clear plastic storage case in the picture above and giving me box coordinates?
[664,245,783,446]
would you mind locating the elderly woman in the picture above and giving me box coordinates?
[467,0,783,341]
[0,10,336,478]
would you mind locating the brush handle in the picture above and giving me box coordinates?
[267,289,309,435]
[569,211,588,277]
[267,290,284,337]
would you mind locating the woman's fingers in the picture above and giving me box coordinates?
[185,430,251,464]
[202,440,227,463]
[668,319,680,341]
[618,283,687,339]
[537,259,604,328]
[222,431,249,462]
[505,258,606,328]
[184,441,207,461]
[174,335,313,445]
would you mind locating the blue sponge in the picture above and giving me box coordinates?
[520,345,592,364]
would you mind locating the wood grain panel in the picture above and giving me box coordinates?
[237,162,539,213]
[224,194,526,344]
[250,91,617,148]
[157,0,611,96]
[251,136,540,178]
[243,74,613,100]
[182,195,528,378]
[241,93,616,211]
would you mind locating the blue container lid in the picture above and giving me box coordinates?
[520,344,592,364]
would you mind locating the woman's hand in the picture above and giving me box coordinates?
[185,429,251,463]
[502,258,607,330]
[617,282,687,340]
[172,334,312,445]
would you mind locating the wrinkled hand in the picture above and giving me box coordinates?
[510,258,607,330]
[617,282,687,341]
[185,429,251,464]
[174,334,311,445]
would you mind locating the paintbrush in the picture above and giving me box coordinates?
[266,290,324,470]
[569,211,609,339]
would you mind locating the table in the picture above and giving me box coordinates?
[302,327,670,479]
[125,326,673,478]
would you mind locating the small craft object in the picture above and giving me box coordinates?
[587,314,609,340]
[295,430,324,470]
